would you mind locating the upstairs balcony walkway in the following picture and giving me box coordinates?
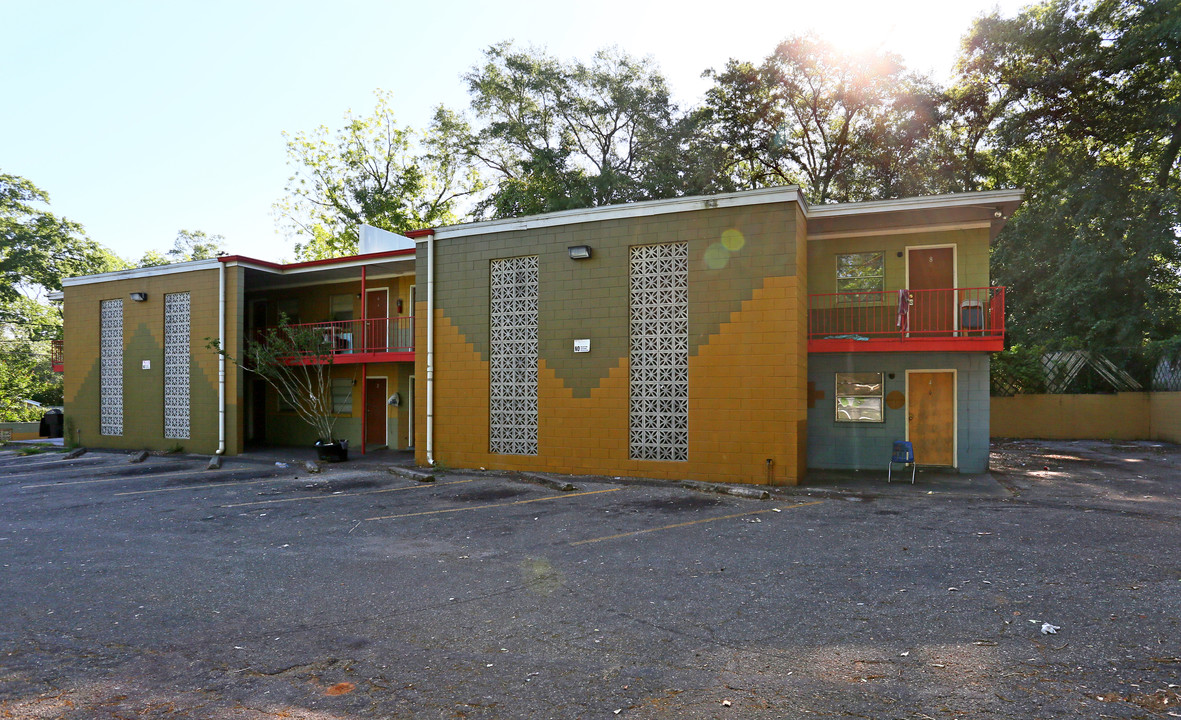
[258,316,414,364]
[808,287,1005,353]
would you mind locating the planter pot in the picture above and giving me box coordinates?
[314,439,349,463]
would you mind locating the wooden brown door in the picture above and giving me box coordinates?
[365,290,387,352]
[908,371,955,466]
[908,247,954,334]
[365,378,387,446]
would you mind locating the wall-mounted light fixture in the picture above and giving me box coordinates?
[568,245,592,260]
[994,210,1004,218]
[129,292,148,302]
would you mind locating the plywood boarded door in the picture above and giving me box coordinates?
[908,247,954,335]
[908,371,955,466]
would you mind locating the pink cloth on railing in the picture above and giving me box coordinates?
[897,289,910,332]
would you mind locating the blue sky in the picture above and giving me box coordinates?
[3,0,1030,264]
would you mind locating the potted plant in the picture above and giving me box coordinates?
[209,315,353,461]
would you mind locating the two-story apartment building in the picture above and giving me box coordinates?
[59,185,1021,484]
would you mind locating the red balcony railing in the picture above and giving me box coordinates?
[255,317,414,361]
[808,287,1005,352]
[51,339,64,372]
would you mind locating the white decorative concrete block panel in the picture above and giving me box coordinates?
[629,242,688,461]
[489,255,539,455]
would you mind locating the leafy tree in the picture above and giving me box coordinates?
[275,91,482,260]
[1,172,125,304]
[138,229,225,267]
[957,0,1181,347]
[700,35,956,203]
[460,43,686,218]
[208,317,352,444]
[0,172,125,420]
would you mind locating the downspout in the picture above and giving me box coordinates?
[360,266,367,456]
[426,230,435,466]
[216,260,226,455]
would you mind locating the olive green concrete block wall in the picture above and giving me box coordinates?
[416,201,810,484]
[424,204,798,397]
[63,267,239,454]
[807,227,990,295]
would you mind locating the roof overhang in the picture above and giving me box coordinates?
[417,186,807,241]
[61,258,223,287]
[222,249,416,291]
[806,189,1024,242]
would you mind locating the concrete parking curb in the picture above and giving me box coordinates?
[388,466,435,483]
[520,472,578,492]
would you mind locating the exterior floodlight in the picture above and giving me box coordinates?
[130,292,148,302]
[568,245,591,260]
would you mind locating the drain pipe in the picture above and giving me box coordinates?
[216,259,226,455]
[426,230,436,466]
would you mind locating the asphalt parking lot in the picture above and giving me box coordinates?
[1,441,1179,719]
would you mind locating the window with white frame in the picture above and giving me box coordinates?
[330,294,353,322]
[835,372,884,422]
[331,377,353,415]
[836,252,885,299]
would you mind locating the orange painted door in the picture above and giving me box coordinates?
[908,247,954,334]
[365,378,387,445]
[366,290,387,352]
[908,371,955,466]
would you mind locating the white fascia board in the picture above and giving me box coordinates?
[808,189,1025,218]
[225,254,415,276]
[419,186,804,242]
[61,258,222,287]
[47,291,64,301]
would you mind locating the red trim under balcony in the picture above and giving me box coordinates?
[258,317,415,364]
[808,286,1005,353]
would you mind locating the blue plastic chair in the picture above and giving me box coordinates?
[888,440,915,483]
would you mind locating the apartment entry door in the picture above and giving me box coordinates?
[907,370,955,466]
[365,289,388,352]
[365,377,387,446]
[907,247,955,334]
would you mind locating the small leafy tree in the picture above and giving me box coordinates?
[209,317,351,442]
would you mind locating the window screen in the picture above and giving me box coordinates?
[331,377,353,415]
[835,372,884,422]
[837,252,885,299]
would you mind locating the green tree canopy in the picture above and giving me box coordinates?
[957,0,1181,347]
[459,43,688,218]
[699,35,960,204]
[275,91,483,260]
[138,229,225,267]
[0,171,125,420]
[1,172,125,303]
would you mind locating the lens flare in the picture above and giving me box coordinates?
[721,229,745,251]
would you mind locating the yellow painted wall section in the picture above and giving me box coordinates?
[689,274,805,484]
[62,266,228,453]
[991,393,1156,441]
[416,274,807,484]
[1148,392,1181,443]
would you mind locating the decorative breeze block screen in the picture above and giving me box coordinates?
[100,299,123,436]
[629,242,689,461]
[163,292,191,439]
[489,255,539,455]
